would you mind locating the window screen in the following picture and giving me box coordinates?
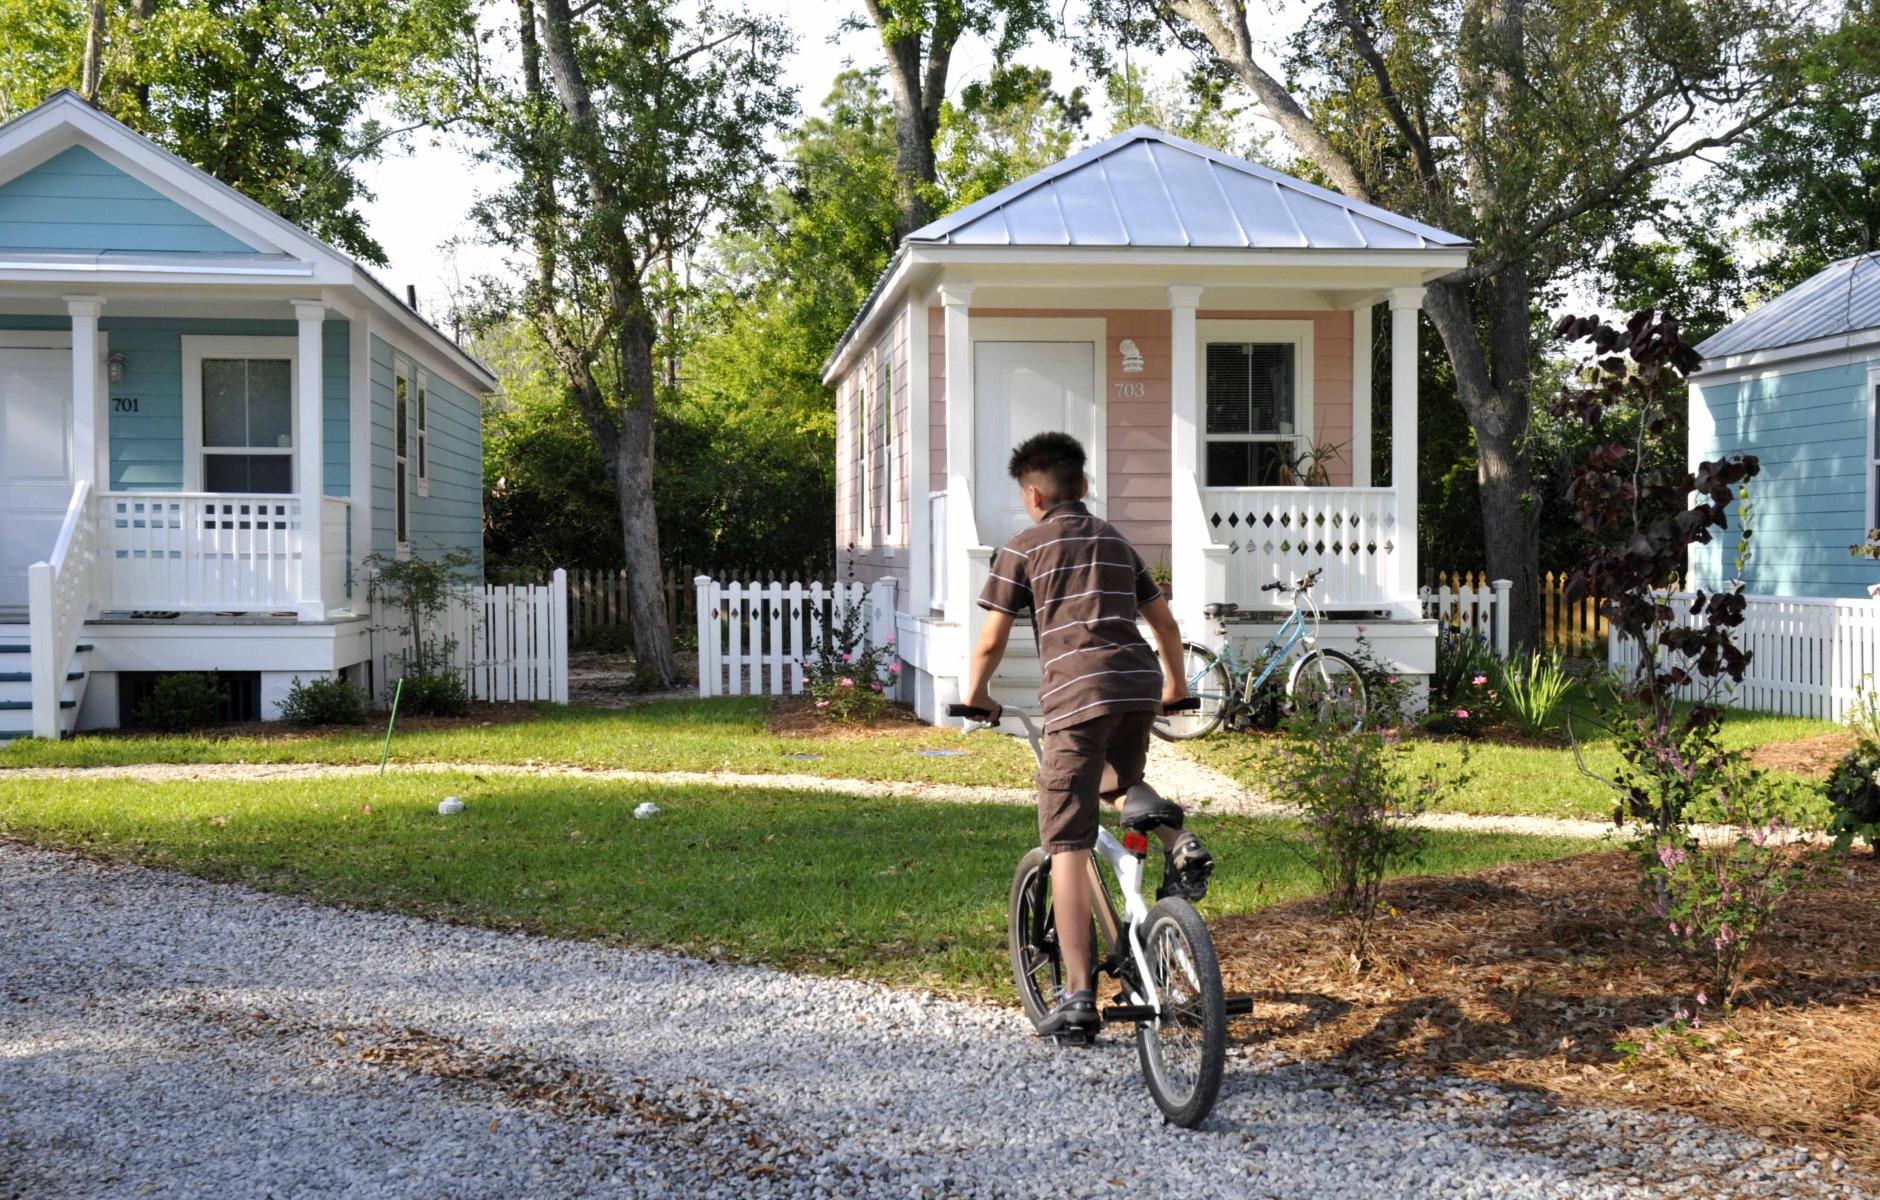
[1203,342,1298,487]
[202,357,292,494]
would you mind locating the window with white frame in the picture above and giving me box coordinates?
[851,374,866,544]
[1204,341,1299,487]
[182,335,298,495]
[878,336,895,542]
[394,361,411,548]
[416,371,430,497]
[1871,380,1880,536]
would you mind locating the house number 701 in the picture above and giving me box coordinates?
[1113,381,1145,399]
[111,397,140,412]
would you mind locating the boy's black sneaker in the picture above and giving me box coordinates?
[1038,990,1099,1043]
[1157,833,1214,901]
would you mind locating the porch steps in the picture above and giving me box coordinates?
[0,625,93,740]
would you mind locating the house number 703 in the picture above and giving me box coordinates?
[111,397,139,413]
[1113,381,1145,399]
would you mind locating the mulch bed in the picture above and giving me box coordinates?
[1214,848,1880,1174]
[765,697,932,740]
[1747,731,1858,780]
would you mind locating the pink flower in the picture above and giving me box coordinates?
[888,662,902,674]
[815,700,830,710]
[1695,990,1708,1007]
[1455,708,1469,720]
[841,652,852,664]
[1472,674,1488,686]
[1356,625,1368,634]
[886,634,896,644]
[839,677,854,688]
[870,682,883,692]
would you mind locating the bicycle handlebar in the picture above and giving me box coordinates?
[949,698,1200,721]
[1260,568,1325,595]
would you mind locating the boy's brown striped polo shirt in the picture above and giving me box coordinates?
[977,500,1165,731]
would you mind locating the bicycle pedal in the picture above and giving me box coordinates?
[1049,1027,1099,1047]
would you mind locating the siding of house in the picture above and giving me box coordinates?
[835,305,912,605]
[1689,357,1880,598]
[0,314,350,494]
[0,145,256,254]
[368,333,483,566]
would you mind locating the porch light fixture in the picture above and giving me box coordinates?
[1120,339,1145,374]
[107,351,127,384]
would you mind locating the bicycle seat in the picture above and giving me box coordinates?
[1119,784,1185,833]
[1201,602,1239,619]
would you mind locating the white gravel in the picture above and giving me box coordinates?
[2,843,1872,1200]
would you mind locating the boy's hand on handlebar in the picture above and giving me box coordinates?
[1161,679,1190,710]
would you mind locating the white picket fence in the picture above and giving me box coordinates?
[373,569,569,704]
[696,576,898,697]
[1420,576,1513,658]
[1608,591,1880,721]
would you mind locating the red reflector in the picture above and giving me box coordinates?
[1122,831,1149,855]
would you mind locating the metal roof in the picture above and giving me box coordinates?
[905,125,1470,250]
[1697,252,1880,362]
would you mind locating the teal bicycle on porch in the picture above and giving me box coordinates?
[1153,568,1368,741]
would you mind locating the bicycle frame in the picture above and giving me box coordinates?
[1190,579,1327,706]
[965,708,1161,1012]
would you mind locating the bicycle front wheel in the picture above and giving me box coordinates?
[1134,898,1227,1128]
[1153,641,1231,741]
[1286,647,1369,730]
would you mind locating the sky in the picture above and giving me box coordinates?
[351,3,1243,317]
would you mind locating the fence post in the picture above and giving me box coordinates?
[695,575,716,697]
[1491,578,1513,658]
[550,568,570,703]
[869,577,899,648]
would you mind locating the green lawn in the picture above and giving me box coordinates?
[1185,702,1839,824]
[0,771,1590,999]
[0,697,1039,789]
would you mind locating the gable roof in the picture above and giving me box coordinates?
[1696,252,1880,364]
[0,91,493,391]
[906,126,1469,251]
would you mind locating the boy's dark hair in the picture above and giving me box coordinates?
[1007,432,1087,504]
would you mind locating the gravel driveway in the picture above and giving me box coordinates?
[1,843,1870,1200]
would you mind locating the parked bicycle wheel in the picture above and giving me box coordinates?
[1007,848,1099,1031]
[1286,647,1369,729]
[1152,641,1231,741]
[1134,897,1226,1127]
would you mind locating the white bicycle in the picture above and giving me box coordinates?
[949,700,1252,1127]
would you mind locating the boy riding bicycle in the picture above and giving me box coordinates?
[962,432,1214,1041]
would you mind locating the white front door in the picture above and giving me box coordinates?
[973,340,1099,548]
[0,346,74,608]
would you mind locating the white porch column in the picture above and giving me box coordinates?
[1351,303,1374,488]
[292,300,326,620]
[1388,287,1424,603]
[940,283,974,624]
[64,295,102,488]
[907,294,932,614]
[1167,284,1206,633]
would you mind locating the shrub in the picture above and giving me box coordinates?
[277,675,367,726]
[1346,627,1413,727]
[1263,713,1461,965]
[1824,740,1880,852]
[1430,626,1497,706]
[1493,650,1574,735]
[136,672,227,732]
[393,668,470,718]
[800,595,897,723]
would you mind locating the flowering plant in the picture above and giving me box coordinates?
[1646,784,1804,1004]
[1823,737,1880,853]
[800,594,898,723]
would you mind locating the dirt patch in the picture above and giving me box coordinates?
[1747,731,1858,780]
[568,648,699,708]
[765,697,932,740]
[1215,848,1880,1175]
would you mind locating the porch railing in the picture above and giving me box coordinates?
[1200,486,1401,610]
[95,491,306,613]
[27,480,97,738]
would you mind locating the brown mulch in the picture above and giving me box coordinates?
[1216,849,1880,1174]
[765,697,931,740]
[1747,731,1858,780]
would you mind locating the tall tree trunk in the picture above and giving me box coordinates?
[861,1,958,242]
[530,0,678,684]
[80,0,105,102]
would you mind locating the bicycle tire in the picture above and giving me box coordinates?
[1285,647,1369,730]
[1007,848,1098,1032]
[1152,641,1231,741]
[1134,897,1227,1128]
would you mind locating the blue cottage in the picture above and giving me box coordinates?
[1688,253,1880,598]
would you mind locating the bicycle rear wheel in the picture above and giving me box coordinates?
[1134,897,1227,1127]
[1153,641,1231,741]
[1008,848,1098,1031]
[1286,647,1369,730]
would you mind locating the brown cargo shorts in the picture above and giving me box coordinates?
[1035,708,1158,854]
